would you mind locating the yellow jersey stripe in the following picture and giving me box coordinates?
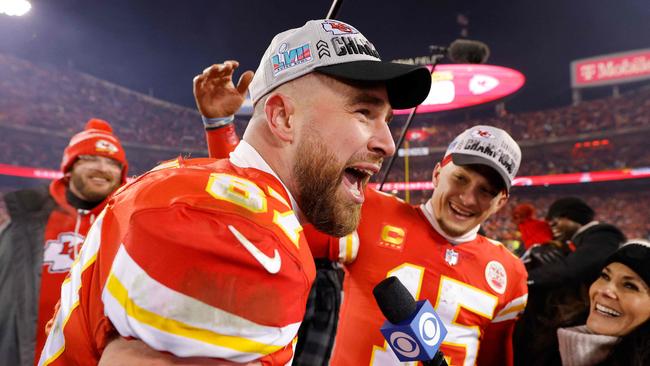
[106,272,282,355]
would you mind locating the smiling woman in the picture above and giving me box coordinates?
[557,240,650,366]
[0,0,31,16]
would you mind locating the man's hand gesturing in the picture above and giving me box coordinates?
[193,60,254,118]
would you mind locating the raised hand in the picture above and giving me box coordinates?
[193,60,254,118]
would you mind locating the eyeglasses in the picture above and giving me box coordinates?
[76,155,123,170]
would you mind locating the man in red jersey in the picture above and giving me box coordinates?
[0,119,128,366]
[306,125,527,366]
[37,19,431,366]
[200,90,528,365]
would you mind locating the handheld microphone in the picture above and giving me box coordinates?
[373,277,448,366]
[429,39,490,64]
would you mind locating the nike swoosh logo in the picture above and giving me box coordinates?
[228,225,281,274]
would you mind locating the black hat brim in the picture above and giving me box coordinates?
[315,61,431,110]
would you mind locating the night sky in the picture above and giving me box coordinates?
[1,0,648,114]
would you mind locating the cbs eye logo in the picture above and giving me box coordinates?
[389,331,420,358]
[388,312,441,357]
[419,312,442,346]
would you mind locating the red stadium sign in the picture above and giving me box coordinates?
[0,163,63,180]
[394,64,525,115]
[571,49,650,88]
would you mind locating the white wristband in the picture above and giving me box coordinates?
[202,115,235,129]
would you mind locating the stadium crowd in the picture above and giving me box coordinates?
[0,53,208,147]
[1,52,649,150]
[391,85,650,147]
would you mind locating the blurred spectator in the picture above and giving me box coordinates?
[0,119,128,366]
[512,202,553,253]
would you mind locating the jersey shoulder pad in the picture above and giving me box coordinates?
[114,159,293,222]
[364,188,419,218]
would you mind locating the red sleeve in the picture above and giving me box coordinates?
[102,204,309,362]
[477,253,527,366]
[519,219,553,248]
[205,123,240,159]
[477,320,515,366]
[303,224,336,260]
[122,205,309,327]
[302,224,360,263]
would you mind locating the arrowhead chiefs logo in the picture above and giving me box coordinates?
[95,139,119,154]
[471,129,495,139]
[469,74,499,95]
[321,20,358,35]
[43,232,85,273]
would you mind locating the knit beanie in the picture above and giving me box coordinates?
[513,203,535,220]
[60,119,128,183]
[604,239,650,287]
[546,197,595,225]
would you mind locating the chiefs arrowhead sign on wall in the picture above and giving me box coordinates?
[394,64,525,115]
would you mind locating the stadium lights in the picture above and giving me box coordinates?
[0,0,31,16]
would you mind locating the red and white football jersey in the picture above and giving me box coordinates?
[307,188,528,366]
[38,157,315,366]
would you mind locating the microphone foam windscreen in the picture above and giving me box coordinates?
[373,276,417,324]
[448,39,490,64]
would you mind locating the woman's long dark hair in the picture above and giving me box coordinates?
[603,320,650,366]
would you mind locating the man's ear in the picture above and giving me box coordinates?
[264,92,295,142]
[431,163,442,188]
[492,191,509,214]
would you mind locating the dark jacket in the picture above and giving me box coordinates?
[0,185,56,366]
[0,179,107,366]
[527,221,625,288]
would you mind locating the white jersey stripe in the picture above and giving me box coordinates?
[39,212,105,366]
[338,231,359,264]
[493,293,528,323]
[103,291,270,362]
[102,245,300,360]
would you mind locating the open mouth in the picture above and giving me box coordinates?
[342,165,378,204]
[594,303,621,317]
[449,201,474,219]
[88,175,112,185]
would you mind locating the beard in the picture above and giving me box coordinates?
[293,134,362,238]
[69,170,120,203]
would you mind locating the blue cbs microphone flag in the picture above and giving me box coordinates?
[379,300,448,362]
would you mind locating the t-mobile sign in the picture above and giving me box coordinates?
[571,48,650,88]
[394,64,525,115]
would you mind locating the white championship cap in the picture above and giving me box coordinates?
[444,125,522,191]
[249,19,432,109]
